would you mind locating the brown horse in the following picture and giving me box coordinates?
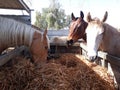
[86,11,120,61]
[0,16,50,65]
[67,11,88,46]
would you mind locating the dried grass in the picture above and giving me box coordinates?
[0,53,115,90]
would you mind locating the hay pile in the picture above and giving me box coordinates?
[0,53,115,90]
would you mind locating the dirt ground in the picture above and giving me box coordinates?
[0,53,115,90]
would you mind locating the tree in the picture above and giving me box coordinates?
[34,0,71,30]
[46,12,56,29]
[34,11,47,29]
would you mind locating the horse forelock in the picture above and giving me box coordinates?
[73,17,83,21]
[75,17,79,20]
[87,17,104,33]
[91,17,101,24]
[71,18,86,30]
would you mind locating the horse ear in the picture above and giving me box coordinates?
[102,11,108,22]
[71,13,75,20]
[80,11,84,19]
[87,12,92,22]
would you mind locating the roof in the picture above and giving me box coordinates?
[0,0,31,14]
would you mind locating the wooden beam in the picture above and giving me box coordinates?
[48,30,69,36]
[0,46,26,66]
[18,0,31,14]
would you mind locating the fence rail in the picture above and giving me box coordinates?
[0,46,27,66]
[80,42,120,89]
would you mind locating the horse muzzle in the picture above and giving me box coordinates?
[87,56,97,62]
[66,39,74,47]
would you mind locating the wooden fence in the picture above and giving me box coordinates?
[0,29,119,89]
[48,30,82,54]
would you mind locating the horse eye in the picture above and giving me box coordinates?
[45,46,48,49]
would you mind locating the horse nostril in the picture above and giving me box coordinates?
[48,49,51,54]
[66,39,74,47]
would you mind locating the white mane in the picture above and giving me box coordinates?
[0,16,37,49]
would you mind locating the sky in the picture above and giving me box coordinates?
[0,0,120,28]
[30,0,120,28]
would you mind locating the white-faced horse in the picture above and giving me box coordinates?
[86,11,120,61]
[0,16,50,64]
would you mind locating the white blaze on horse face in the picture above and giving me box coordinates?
[86,23,104,57]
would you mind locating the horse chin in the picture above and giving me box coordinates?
[87,56,97,62]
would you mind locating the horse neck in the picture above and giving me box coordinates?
[0,17,35,49]
[100,23,120,56]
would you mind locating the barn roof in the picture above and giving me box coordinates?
[0,0,31,14]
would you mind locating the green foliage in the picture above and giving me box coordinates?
[34,11,47,29]
[34,0,71,30]
[46,12,56,29]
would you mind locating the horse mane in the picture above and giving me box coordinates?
[0,16,38,48]
[103,23,120,34]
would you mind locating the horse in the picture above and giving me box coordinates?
[0,16,50,65]
[86,11,120,62]
[67,11,88,46]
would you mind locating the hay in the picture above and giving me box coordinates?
[0,53,115,90]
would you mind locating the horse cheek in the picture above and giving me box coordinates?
[34,39,47,62]
[30,34,48,65]
[30,38,42,63]
[41,41,48,61]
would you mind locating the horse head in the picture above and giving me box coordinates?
[86,11,108,62]
[30,29,50,65]
[67,11,88,46]
[0,16,50,66]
